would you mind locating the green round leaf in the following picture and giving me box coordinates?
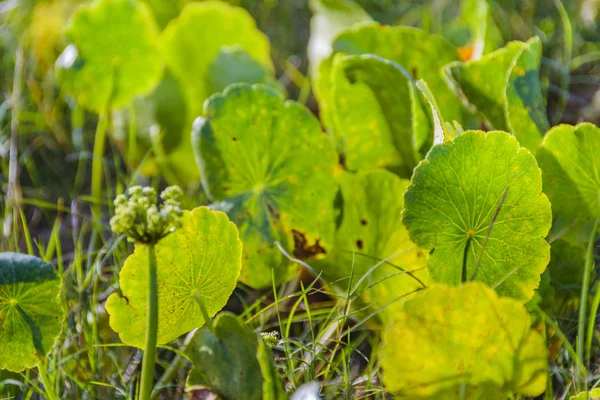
[106,207,242,347]
[537,123,600,244]
[447,37,549,151]
[382,282,547,399]
[0,253,64,372]
[160,1,272,116]
[402,130,551,302]
[56,0,163,112]
[193,83,338,289]
[315,169,428,323]
[186,313,284,400]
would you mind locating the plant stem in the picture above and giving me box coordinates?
[577,218,599,386]
[91,111,108,219]
[37,360,58,400]
[139,243,158,400]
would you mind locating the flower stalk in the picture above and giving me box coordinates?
[110,185,183,400]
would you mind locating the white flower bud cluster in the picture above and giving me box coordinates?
[110,185,184,243]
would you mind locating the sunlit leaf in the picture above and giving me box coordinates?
[382,282,547,399]
[571,389,600,400]
[402,130,551,302]
[193,83,338,289]
[537,123,600,244]
[315,169,428,323]
[0,253,64,372]
[314,23,465,172]
[106,207,242,347]
[447,37,549,151]
[56,0,163,112]
[332,23,464,123]
[186,313,284,400]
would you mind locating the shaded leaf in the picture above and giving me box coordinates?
[537,123,600,244]
[186,313,284,400]
[547,239,587,299]
[106,207,242,347]
[447,37,549,151]
[56,0,162,112]
[315,169,428,323]
[0,253,64,372]
[402,130,551,302]
[382,282,547,399]
[193,84,338,289]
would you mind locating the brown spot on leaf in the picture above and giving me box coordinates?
[292,230,326,259]
[356,239,364,250]
[189,388,220,400]
[360,219,368,226]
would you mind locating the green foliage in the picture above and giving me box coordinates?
[315,23,463,172]
[382,282,547,399]
[332,23,464,123]
[0,253,64,372]
[447,37,550,151]
[160,1,272,117]
[403,130,552,302]
[106,207,242,347]
[571,389,600,400]
[537,123,600,244]
[193,83,338,288]
[56,0,163,112]
[324,54,429,175]
[315,169,428,323]
[186,313,284,400]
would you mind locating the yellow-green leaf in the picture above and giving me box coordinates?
[315,169,428,323]
[382,282,547,399]
[193,83,338,289]
[403,130,551,302]
[106,207,242,347]
[537,123,600,244]
[56,0,163,112]
[447,37,549,151]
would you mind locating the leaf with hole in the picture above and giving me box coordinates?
[193,83,338,289]
[447,37,549,151]
[402,130,552,302]
[315,169,428,323]
[0,253,65,372]
[56,0,163,112]
[537,123,600,244]
[382,282,547,399]
[105,207,242,347]
[186,313,285,400]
